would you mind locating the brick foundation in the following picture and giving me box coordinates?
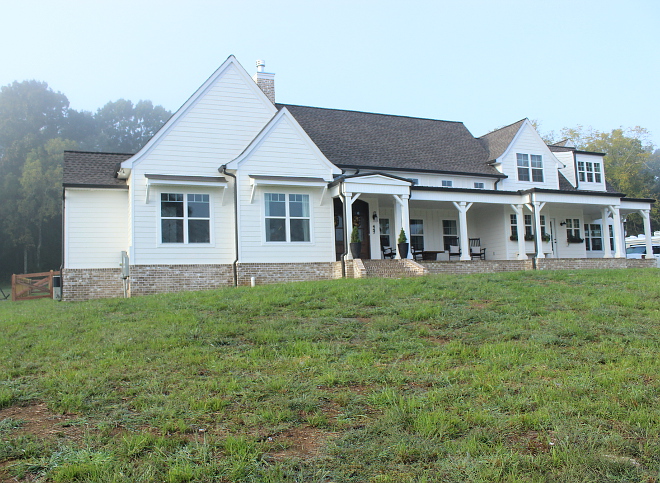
[236,262,338,286]
[62,268,125,301]
[62,258,657,301]
[128,264,234,296]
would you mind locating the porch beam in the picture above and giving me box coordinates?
[452,201,472,261]
[511,204,527,260]
[609,205,624,258]
[601,207,613,258]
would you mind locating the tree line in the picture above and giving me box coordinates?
[0,80,171,278]
[0,80,658,279]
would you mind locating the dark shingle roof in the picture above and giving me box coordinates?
[278,104,501,177]
[63,151,133,188]
[548,145,574,153]
[558,172,576,191]
[479,119,526,162]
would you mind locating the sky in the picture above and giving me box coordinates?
[2,0,659,146]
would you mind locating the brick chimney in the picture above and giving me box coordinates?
[252,60,275,104]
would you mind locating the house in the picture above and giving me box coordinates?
[62,56,656,300]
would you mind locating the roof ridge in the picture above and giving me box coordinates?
[479,118,527,139]
[278,103,464,124]
[64,150,135,156]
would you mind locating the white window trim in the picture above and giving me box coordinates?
[262,191,314,244]
[516,153,544,183]
[158,191,214,246]
[577,161,603,184]
[441,180,453,187]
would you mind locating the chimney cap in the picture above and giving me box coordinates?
[256,59,266,72]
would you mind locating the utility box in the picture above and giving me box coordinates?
[52,275,62,301]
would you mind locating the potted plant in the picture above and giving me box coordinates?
[541,233,551,243]
[524,234,535,241]
[349,226,361,259]
[397,228,409,259]
[567,234,584,243]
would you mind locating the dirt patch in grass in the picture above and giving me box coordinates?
[267,425,337,461]
[507,430,558,455]
[0,402,84,442]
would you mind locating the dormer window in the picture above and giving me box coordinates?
[577,161,602,183]
[517,154,544,182]
[442,180,453,187]
[474,182,485,189]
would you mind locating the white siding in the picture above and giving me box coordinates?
[236,116,336,263]
[65,189,129,269]
[555,151,576,187]
[497,122,561,191]
[129,62,275,264]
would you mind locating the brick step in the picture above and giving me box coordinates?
[362,260,425,278]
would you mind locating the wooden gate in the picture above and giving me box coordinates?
[11,271,60,301]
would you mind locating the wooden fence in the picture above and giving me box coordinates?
[11,271,60,301]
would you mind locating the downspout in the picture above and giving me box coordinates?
[573,151,579,189]
[339,188,349,278]
[494,177,502,190]
[219,165,238,287]
[59,187,65,300]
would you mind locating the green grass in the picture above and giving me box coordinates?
[1,269,660,482]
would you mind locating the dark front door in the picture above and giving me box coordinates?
[333,198,372,260]
[352,199,371,259]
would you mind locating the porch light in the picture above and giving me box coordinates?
[372,211,378,221]
[559,221,567,226]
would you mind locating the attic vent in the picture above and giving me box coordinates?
[253,60,275,104]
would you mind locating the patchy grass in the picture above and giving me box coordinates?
[1,269,660,481]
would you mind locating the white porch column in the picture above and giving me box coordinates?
[531,201,546,259]
[511,204,527,260]
[452,201,473,261]
[640,209,653,260]
[393,194,410,258]
[601,207,613,258]
[609,206,624,258]
[344,192,360,259]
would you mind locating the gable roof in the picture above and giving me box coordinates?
[63,151,132,188]
[478,119,526,162]
[279,104,502,177]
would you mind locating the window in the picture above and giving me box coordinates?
[161,193,210,244]
[442,180,453,187]
[474,182,485,189]
[585,224,603,251]
[565,218,581,241]
[265,193,310,242]
[510,214,518,239]
[442,220,458,250]
[577,161,602,183]
[379,218,391,247]
[524,214,533,239]
[409,178,419,186]
[511,214,544,240]
[410,219,424,251]
[609,225,614,251]
[517,153,544,182]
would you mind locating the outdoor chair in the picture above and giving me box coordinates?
[469,238,486,260]
[381,245,396,259]
[411,246,423,261]
[448,245,461,260]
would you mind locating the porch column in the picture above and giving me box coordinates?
[344,192,361,259]
[511,204,527,260]
[452,201,473,261]
[393,194,410,259]
[640,209,653,260]
[601,207,613,258]
[609,205,624,258]
[532,201,546,259]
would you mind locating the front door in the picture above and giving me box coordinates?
[550,218,558,258]
[352,199,371,259]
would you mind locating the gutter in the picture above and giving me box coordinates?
[219,165,238,287]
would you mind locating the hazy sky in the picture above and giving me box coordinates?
[2,0,659,145]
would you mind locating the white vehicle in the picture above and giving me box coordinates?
[626,244,660,259]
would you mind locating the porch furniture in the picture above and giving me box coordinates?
[448,245,461,260]
[411,246,423,261]
[381,245,396,259]
[469,238,486,260]
[421,250,444,260]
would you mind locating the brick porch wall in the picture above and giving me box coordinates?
[129,264,234,296]
[420,260,533,274]
[536,258,657,270]
[62,268,125,301]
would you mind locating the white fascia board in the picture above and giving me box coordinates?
[249,177,327,188]
[121,55,277,170]
[620,200,652,212]
[226,108,341,177]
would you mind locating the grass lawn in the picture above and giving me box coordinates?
[1,269,660,482]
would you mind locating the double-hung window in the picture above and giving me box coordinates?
[517,153,544,182]
[442,220,458,250]
[265,193,311,242]
[565,218,581,241]
[410,219,424,251]
[577,161,602,183]
[585,224,603,251]
[441,180,453,187]
[161,193,210,244]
